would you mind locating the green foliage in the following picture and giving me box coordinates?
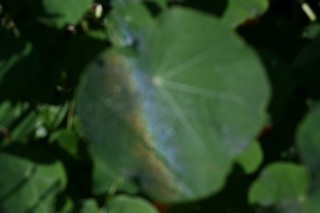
[1,0,320,212]
[249,162,308,211]
[107,195,158,213]
[77,7,269,202]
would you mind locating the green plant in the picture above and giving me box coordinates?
[1,0,320,212]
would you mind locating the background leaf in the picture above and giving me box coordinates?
[296,107,320,192]
[107,195,158,213]
[249,162,308,211]
[0,145,67,213]
[235,140,263,174]
[29,0,93,28]
[222,0,269,28]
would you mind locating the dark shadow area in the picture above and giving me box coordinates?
[168,0,227,17]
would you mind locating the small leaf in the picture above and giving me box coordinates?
[50,129,79,159]
[222,0,269,28]
[249,162,308,209]
[0,101,37,145]
[29,0,93,28]
[108,195,158,213]
[236,140,263,174]
[38,104,69,131]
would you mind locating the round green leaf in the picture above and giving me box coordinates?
[0,146,67,213]
[249,163,308,208]
[77,7,270,202]
[296,108,320,190]
[108,195,158,213]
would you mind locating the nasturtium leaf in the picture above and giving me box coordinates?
[222,0,269,28]
[296,108,320,191]
[28,0,93,28]
[236,140,263,174]
[107,195,158,213]
[0,146,67,213]
[249,163,308,209]
[77,7,270,202]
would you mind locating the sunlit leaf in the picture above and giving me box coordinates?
[77,7,270,202]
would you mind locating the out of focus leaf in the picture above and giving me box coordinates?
[0,145,67,213]
[249,162,308,211]
[50,129,79,159]
[76,199,100,213]
[236,140,263,174]
[222,0,269,28]
[296,108,320,191]
[29,0,93,28]
[107,195,158,213]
